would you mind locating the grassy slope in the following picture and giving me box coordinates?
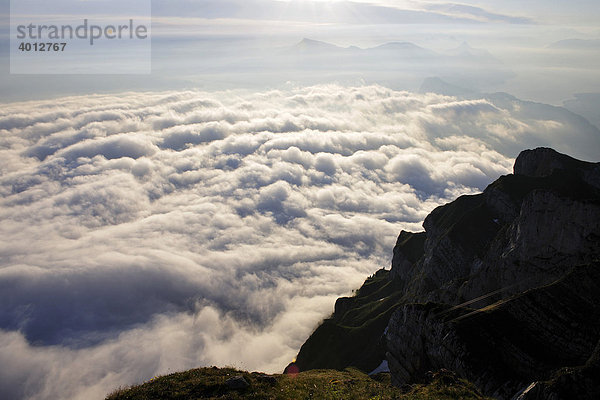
[106,367,492,400]
[294,269,405,372]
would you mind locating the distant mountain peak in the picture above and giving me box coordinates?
[292,38,433,54]
[298,38,322,45]
[450,41,478,54]
[368,41,438,58]
[294,38,341,51]
[548,38,600,49]
[375,41,422,49]
[448,41,500,63]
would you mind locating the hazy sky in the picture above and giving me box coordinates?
[2,0,600,103]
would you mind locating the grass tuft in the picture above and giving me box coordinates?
[106,366,493,400]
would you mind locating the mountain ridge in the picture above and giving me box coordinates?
[287,37,439,58]
[294,147,600,400]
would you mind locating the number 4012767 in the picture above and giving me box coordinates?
[18,42,67,52]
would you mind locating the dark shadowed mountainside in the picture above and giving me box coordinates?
[295,147,600,400]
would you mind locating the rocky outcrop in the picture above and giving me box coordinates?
[389,231,426,281]
[294,269,403,372]
[513,147,600,186]
[395,148,600,307]
[387,263,600,399]
[225,375,250,390]
[295,147,600,400]
[514,338,600,400]
[384,147,600,399]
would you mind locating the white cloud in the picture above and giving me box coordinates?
[0,84,597,400]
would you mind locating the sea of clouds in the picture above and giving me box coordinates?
[1,84,598,400]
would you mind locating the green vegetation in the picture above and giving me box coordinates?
[295,269,405,372]
[106,367,492,400]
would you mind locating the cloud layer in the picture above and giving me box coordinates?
[0,84,596,399]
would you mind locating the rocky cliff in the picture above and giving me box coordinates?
[294,147,600,400]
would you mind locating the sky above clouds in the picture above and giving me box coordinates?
[2,0,600,102]
[148,0,599,25]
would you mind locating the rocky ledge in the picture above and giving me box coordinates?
[295,147,600,400]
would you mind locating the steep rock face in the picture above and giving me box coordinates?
[513,147,600,183]
[389,231,426,281]
[385,148,600,399]
[294,269,404,372]
[390,148,600,307]
[295,147,600,400]
[514,338,600,400]
[387,264,600,399]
